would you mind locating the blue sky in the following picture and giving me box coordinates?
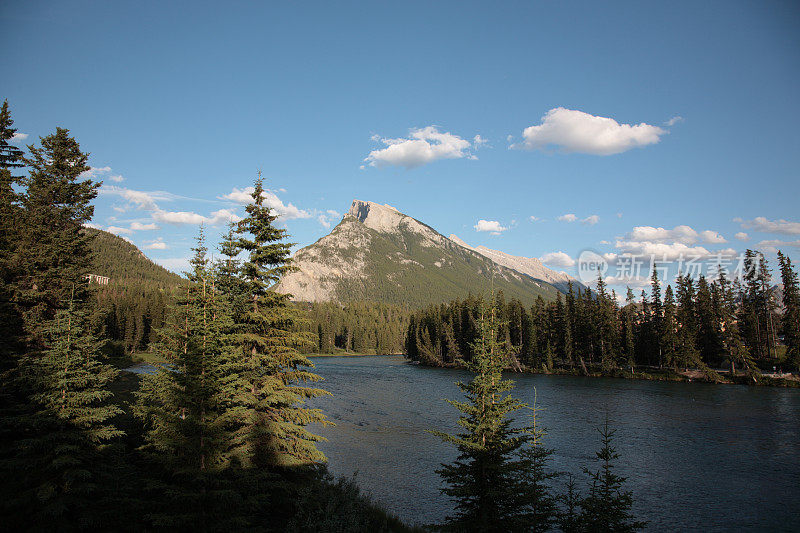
[3,1,799,294]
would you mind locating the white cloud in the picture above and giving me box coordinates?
[735,232,750,241]
[100,185,167,211]
[80,166,125,183]
[739,216,800,235]
[107,225,133,235]
[699,230,727,244]
[539,251,576,268]
[558,213,577,222]
[144,238,168,250]
[155,257,190,273]
[220,187,311,220]
[625,225,726,245]
[364,126,479,169]
[757,239,800,252]
[511,107,666,155]
[82,222,102,230]
[130,222,159,231]
[614,240,737,261]
[529,216,540,222]
[10,132,28,143]
[317,209,341,229]
[665,116,684,126]
[473,134,488,147]
[474,219,508,235]
[153,208,241,226]
[581,215,600,226]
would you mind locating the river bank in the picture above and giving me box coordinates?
[410,358,800,388]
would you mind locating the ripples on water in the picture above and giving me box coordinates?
[309,356,800,531]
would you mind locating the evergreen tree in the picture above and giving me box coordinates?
[0,100,25,368]
[675,274,701,370]
[778,252,800,370]
[431,302,527,531]
[662,285,679,371]
[3,293,122,528]
[621,288,637,373]
[717,270,755,377]
[134,230,242,528]
[579,420,646,532]
[232,174,330,468]
[513,395,559,532]
[560,473,582,533]
[16,128,97,347]
[695,276,723,366]
[650,266,663,367]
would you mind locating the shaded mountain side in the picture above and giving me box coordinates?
[82,228,184,354]
[83,228,184,287]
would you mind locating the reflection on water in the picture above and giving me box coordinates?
[310,356,800,530]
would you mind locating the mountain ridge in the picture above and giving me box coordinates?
[275,200,574,308]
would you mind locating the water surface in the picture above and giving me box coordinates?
[310,356,800,531]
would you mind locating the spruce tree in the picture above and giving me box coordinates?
[17,128,97,346]
[622,288,636,373]
[777,252,800,370]
[0,100,25,367]
[579,420,646,532]
[1,127,121,528]
[662,285,679,371]
[134,230,245,528]
[675,274,701,370]
[513,395,559,532]
[432,302,527,531]
[231,174,330,468]
[650,267,663,367]
[3,294,123,528]
[717,270,756,377]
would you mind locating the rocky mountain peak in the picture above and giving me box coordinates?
[347,200,406,233]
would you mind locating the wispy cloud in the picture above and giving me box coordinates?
[102,185,241,226]
[581,215,600,226]
[511,107,666,155]
[665,116,684,126]
[558,213,577,222]
[364,126,482,169]
[10,132,28,143]
[738,216,800,235]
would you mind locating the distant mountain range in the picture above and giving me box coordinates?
[275,200,582,308]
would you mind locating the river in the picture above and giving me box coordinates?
[309,355,800,531]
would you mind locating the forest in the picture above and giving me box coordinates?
[405,259,800,383]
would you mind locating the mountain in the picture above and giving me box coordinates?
[275,200,567,308]
[84,228,184,287]
[448,235,582,293]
